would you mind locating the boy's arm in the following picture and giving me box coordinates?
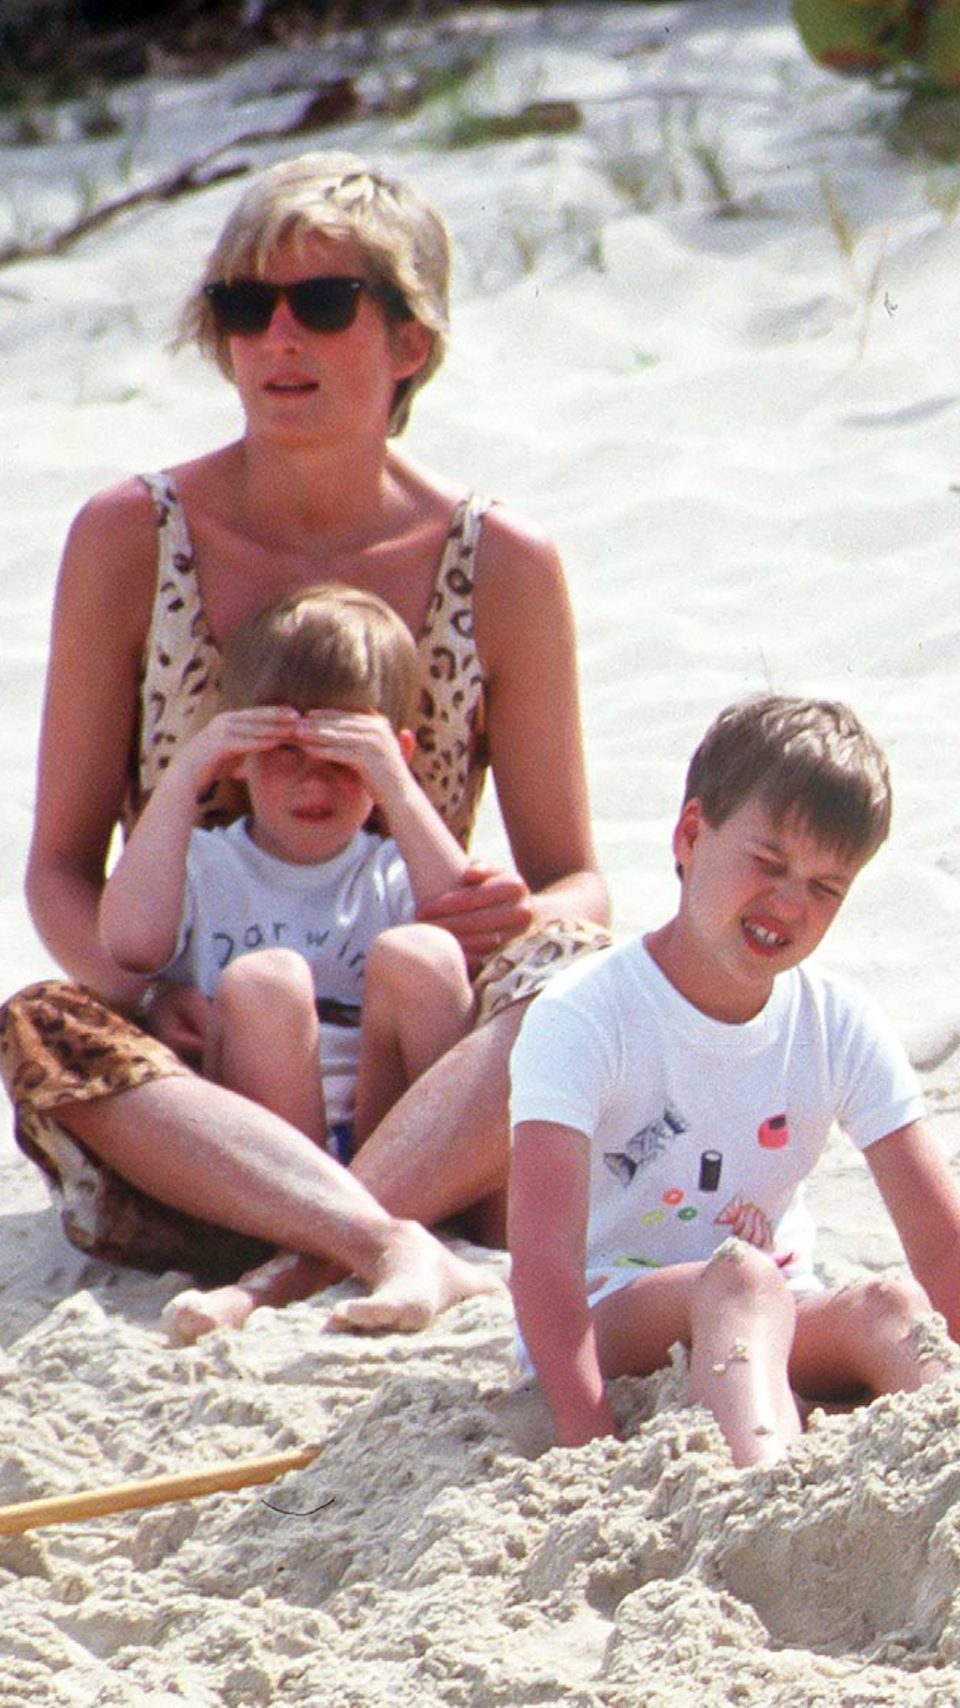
[866,1119,960,1339]
[300,710,469,908]
[509,1119,618,1447]
[100,706,299,973]
[98,757,203,974]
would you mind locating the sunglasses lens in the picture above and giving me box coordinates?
[205,277,366,336]
[287,277,364,332]
[205,280,277,335]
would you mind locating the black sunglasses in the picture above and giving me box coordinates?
[204,275,370,336]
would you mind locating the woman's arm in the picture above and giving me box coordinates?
[420,508,610,961]
[26,481,159,1004]
[510,1118,618,1446]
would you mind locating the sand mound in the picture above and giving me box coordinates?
[3,1256,960,1704]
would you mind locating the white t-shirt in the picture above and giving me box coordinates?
[165,819,415,1125]
[509,935,924,1301]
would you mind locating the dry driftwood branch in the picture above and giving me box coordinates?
[0,79,363,270]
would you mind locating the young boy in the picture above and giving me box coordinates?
[509,695,960,1467]
[100,581,475,1173]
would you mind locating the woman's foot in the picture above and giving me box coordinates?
[327,1219,506,1333]
[161,1226,504,1342]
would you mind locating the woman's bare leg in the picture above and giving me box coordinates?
[352,999,526,1216]
[353,924,475,1146]
[63,1075,503,1335]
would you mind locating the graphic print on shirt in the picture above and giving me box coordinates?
[603,1102,688,1186]
[210,918,370,980]
[698,1149,723,1191]
[714,1192,774,1250]
[758,1112,789,1148]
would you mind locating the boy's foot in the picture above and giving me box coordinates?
[327,1219,506,1334]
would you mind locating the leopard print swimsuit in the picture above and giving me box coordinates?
[131,472,489,846]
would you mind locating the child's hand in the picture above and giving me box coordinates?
[552,1392,619,1449]
[295,709,410,803]
[168,707,302,798]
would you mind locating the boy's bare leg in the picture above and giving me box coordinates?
[790,1275,960,1402]
[63,1075,503,1337]
[592,1243,801,1467]
[165,950,329,1342]
[687,1243,800,1465]
[203,949,326,1145]
[353,925,475,1145]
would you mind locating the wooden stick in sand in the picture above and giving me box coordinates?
[0,1444,320,1537]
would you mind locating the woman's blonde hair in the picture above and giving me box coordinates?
[176,150,450,435]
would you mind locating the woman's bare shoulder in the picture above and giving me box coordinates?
[468,501,570,680]
[57,477,161,631]
[474,499,566,602]
[65,474,158,558]
[63,449,224,592]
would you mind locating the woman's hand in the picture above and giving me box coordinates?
[417,860,534,967]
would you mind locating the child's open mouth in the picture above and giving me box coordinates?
[743,919,789,954]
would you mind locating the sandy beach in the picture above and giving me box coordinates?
[4,2,960,1701]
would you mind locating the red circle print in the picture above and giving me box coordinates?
[758,1114,789,1149]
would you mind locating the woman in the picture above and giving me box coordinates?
[0,151,610,1336]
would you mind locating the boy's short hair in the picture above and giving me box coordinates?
[176,149,449,436]
[219,583,418,731]
[683,694,892,862]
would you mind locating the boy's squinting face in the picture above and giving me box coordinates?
[667,793,865,1022]
[240,742,373,864]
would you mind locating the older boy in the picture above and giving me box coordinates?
[509,695,960,1466]
[100,583,478,1337]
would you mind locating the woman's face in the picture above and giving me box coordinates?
[226,230,430,449]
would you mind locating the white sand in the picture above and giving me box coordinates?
[3,2,960,1701]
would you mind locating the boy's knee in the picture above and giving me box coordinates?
[843,1273,931,1333]
[367,923,465,985]
[695,1238,790,1313]
[215,948,314,1015]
